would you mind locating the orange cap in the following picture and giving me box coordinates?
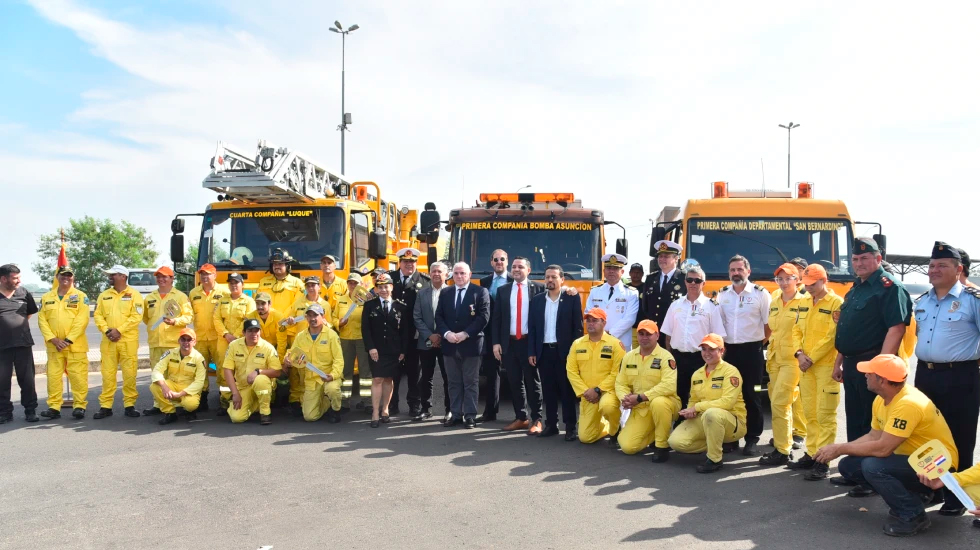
[154,266,175,277]
[583,307,607,321]
[857,354,908,382]
[178,328,197,340]
[801,264,828,285]
[637,319,659,334]
[198,264,216,274]
[699,333,725,349]
[774,263,799,279]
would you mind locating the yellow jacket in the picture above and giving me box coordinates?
[283,293,332,338]
[213,294,256,339]
[246,309,288,359]
[321,275,348,312]
[37,287,90,353]
[566,333,625,397]
[188,284,228,341]
[792,289,844,368]
[952,462,980,507]
[689,360,747,422]
[767,288,805,366]
[94,286,144,341]
[143,288,193,349]
[151,347,207,396]
[615,346,681,413]
[221,337,282,390]
[257,274,304,317]
[331,291,364,340]
[288,328,345,389]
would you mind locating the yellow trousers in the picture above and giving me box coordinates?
[149,382,201,414]
[302,380,343,421]
[227,375,275,423]
[668,408,747,463]
[619,396,681,454]
[767,362,802,454]
[45,347,88,410]
[194,339,219,392]
[799,364,841,457]
[288,366,305,404]
[578,392,622,444]
[99,339,139,408]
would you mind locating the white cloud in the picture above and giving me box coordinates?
[6,0,979,283]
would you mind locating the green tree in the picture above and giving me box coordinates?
[33,217,158,297]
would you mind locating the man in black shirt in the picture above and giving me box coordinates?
[0,264,39,423]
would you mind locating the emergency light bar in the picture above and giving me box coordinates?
[479,193,574,203]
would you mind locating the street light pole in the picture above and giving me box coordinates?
[329,21,359,175]
[778,122,800,189]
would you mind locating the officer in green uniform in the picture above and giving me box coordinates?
[831,237,912,486]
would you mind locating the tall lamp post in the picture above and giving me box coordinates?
[778,122,800,189]
[329,21,359,175]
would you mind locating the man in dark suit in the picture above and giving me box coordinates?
[492,257,546,434]
[641,240,686,348]
[435,262,490,428]
[412,261,450,421]
[478,249,511,422]
[388,247,431,416]
[528,265,583,440]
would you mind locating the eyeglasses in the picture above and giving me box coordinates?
[685,278,703,284]
[493,257,507,262]
[774,277,797,284]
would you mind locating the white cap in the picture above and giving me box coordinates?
[601,253,628,268]
[396,248,422,261]
[104,265,129,276]
[653,240,683,255]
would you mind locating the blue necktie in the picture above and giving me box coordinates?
[490,276,502,299]
[456,288,464,312]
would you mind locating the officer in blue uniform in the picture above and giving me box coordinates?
[913,241,980,516]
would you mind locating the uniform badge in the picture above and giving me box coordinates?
[673,284,681,292]
[950,301,961,313]
[729,376,739,387]
[881,276,893,288]
[416,282,422,288]
[652,358,662,369]
[668,360,676,370]
[469,303,475,316]
[832,311,840,323]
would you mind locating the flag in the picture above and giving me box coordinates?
[52,230,68,289]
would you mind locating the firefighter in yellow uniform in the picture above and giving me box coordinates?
[789,264,844,479]
[37,266,89,420]
[285,304,344,422]
[213,272,256,366]
[149,328,207,425]
[93,265,144,419]
[668,333,747,473]
[187,263,227,410]
[246,292,288,359]
[320,254,348,312]
[615,320,681,460]
[282,276,332,415]
[333,272,371,409]
[256,248,304,332]
[222,319,282,425]
[142,266,193,372]
[566,308,625,444]
[761,263,807,466]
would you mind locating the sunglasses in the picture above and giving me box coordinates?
[685,278,703,284]
[492,257,507,262]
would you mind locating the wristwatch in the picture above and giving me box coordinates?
[593,387,601,395]
[794,350,803,358]
[64,339,73,345]
[254,368,261,376]
[104,329,113,336]
[637,394,646,403]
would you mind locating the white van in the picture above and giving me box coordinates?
[127,269,157,296]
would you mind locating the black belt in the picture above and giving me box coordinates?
[544,342,558,348]
[923,360,979,370]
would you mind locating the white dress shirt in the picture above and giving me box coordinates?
[430,285,444,326]
[661,294,727,352]
[543,292,561,344]
[660,268,677,291]
[717,282,772,344]
[585,281,640,350]
[509,280,530,336]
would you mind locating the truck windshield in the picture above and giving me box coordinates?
[685,218,854,281]
[198,207,345,270]
[450,222,601,280]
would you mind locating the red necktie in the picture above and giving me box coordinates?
[516,283,523,339]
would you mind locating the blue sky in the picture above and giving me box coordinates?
[3,1,978,284]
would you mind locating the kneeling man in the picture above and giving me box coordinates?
[222,319,282,425]
[285,304,344,423]
[149,328,207,425]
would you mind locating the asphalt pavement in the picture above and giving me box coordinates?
[1,368,978,549]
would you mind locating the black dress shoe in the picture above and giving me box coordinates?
[742,440,759,456]
[158,413,179,425]
[803,462,830,481]
[124,407,140,418]
[564,430,578,442]
[408,408,421,418]
[972,518,980,529]
[40,408,61,420]
[476,414,495,424]
[260,415,272,425]
[847,485,877,497]
[198,391,210,412]
[697,459,723,473]
[538,425,560,437]
[142,407,162,416]
[829,475,857,486]
[787,454,815,470]
[371,419,381,428]
[72,408,85,419]
[25,409,38,422]
[759,450,789,466]
[883,513,930,537]
[443,414,459,428]
[463,416,476,429]
[937,502,966,516]
[93,408,113,419]
[651,447,670,463]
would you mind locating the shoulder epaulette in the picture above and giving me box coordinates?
[754,284,765,291]
[419,272,431,280]
[720,285,730,292]
[709,298,719,306]
[963,286,980,299]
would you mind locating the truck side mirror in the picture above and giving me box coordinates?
[649,226,666,255]
[170,218,185,234]
[171,235,185,263]
[873,234,887,257]
[419,209,440,234]
[616,238,628,258]
[369,231,388,259]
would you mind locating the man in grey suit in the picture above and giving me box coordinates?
[412,262,450,421]
[435,262,490,429]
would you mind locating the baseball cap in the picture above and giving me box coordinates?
[104,265,129,276]
[773,263,799,279]
[254,292,272,303]
[154,266,175,277]
[637,319,659,334]
[198,263,217,274]
[857,354,908,383]
[320,254,337,263]
[699,333,725,349]
[801,264,828,285]
[306,303,325,316]
[242,318,261,332]
[304,275,321,285]
[56,266,74,276]
[227,272,244,284]
[178,328,197,340]
[630,263,644,272]
[347,272,362,283]
[375,273,393,286]
[583,307,607,321]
